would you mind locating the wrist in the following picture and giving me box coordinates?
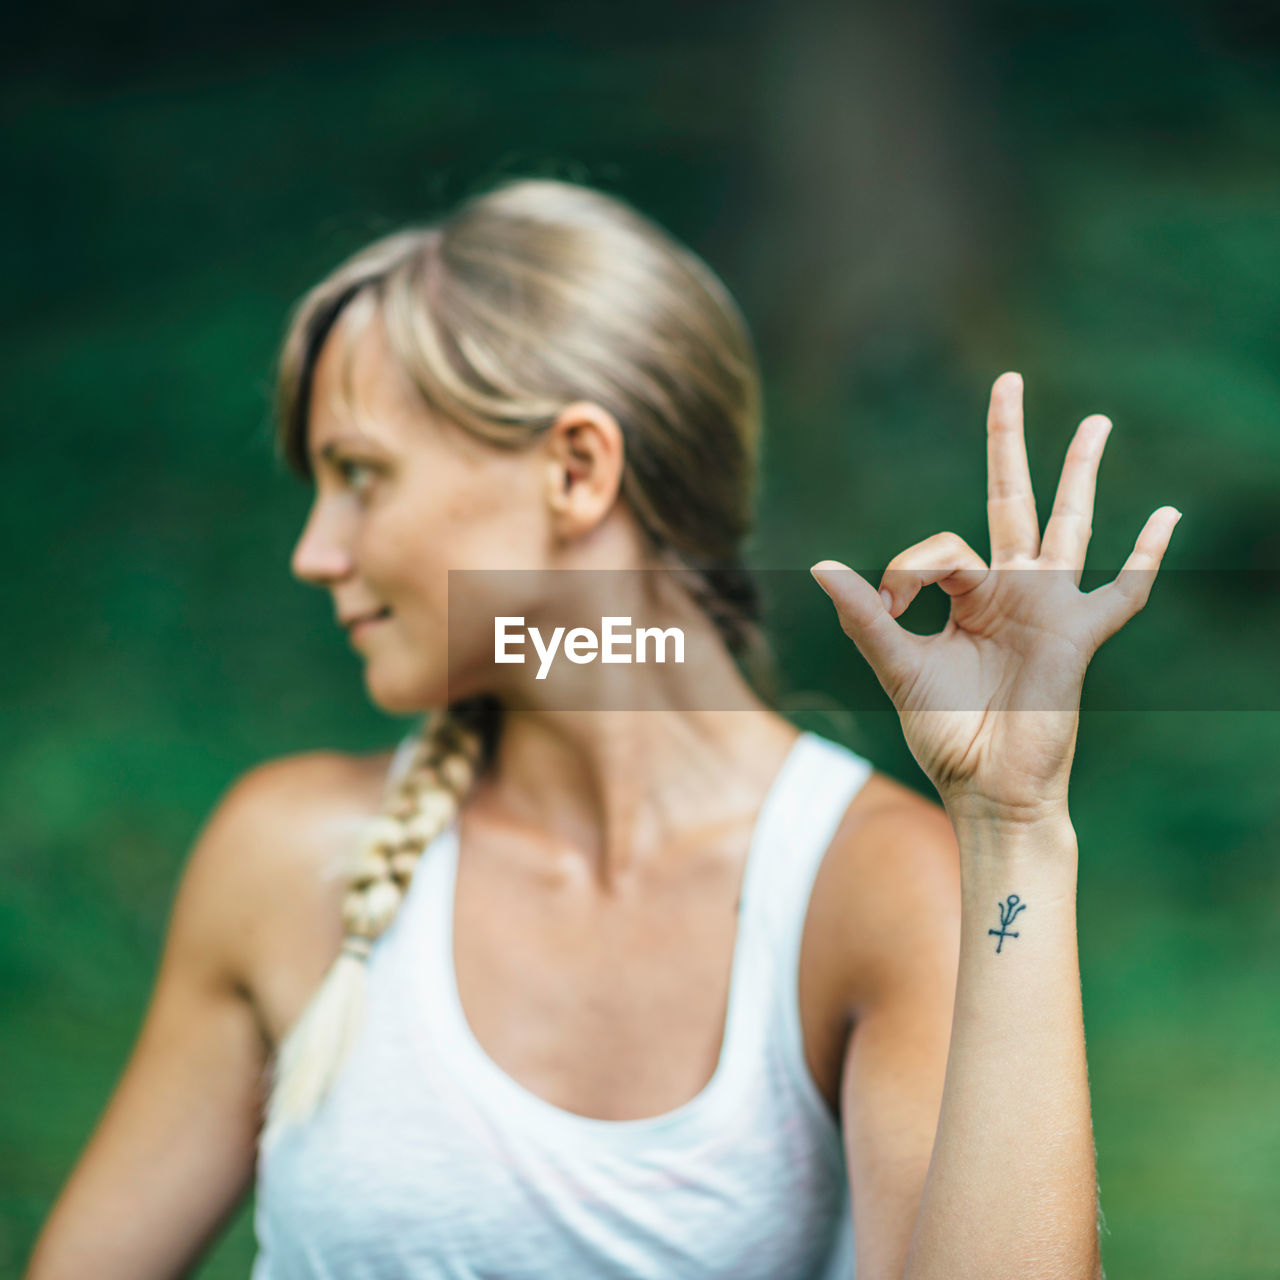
[948,807,1078,863]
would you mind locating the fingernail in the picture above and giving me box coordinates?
[879,589,894,613]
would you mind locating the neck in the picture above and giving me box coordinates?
[453,562,798,888]
[468,704,800,892]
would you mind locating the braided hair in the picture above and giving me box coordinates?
[263,702,496,1141]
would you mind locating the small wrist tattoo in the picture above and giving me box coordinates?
[988,894,1026,953]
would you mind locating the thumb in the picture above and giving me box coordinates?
[810,560,916,694]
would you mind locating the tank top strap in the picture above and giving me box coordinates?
[736,732,874,1099]
[745,732,874,944]
[382,722,424,799]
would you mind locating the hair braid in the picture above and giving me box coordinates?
[262,707,486,1142]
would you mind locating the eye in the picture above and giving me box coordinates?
[336,459,377,495]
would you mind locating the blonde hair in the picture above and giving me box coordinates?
[264,177,777,1139]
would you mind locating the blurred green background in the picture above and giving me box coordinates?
[3,1,1278,1276]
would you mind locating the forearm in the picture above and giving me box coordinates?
[902,814,1102,1280]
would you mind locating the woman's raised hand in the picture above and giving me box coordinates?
[811,372,1181,833]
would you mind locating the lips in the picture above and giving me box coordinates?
[343,607,392,630]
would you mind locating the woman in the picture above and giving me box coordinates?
[25,177,1178,1279]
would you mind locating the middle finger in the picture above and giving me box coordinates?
[1040,414,1112,579]
[987,372,1041,564]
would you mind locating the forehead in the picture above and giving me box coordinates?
[304,299,424,462]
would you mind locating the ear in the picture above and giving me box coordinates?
[542,400,626,538]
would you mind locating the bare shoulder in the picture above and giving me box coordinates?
[19,746,398,1280]
[183,744,397,1047]
[197,746,393,889]
[809,768,962,1019]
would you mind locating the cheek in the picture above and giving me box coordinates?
[352,508,446,616]
[361,458,549,625]
[443,470,551,568]
[437,478,552,653]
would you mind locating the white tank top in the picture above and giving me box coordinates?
[250,728,874,1279]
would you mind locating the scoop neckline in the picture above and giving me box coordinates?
[407,730,816,1145]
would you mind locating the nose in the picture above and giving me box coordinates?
[290,498,356,587]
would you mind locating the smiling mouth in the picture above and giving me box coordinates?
[348,607,393,632]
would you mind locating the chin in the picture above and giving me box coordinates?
[361,664,448,716]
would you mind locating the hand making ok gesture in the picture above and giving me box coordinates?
[811,372,1182,834]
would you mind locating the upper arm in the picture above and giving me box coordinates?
[23,755,323,1280]
[836,801,962,1280]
